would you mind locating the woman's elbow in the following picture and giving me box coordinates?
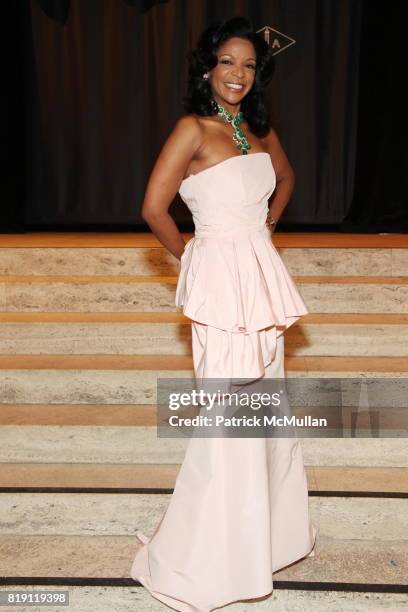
[141,207,159,222]
[287,164,295,183]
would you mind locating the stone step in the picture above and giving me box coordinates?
[0,586,406,612]
[1,353,407,371]
[0,495,407,587]
[0,403,406,442]
[1,312,406,323]
[0,402,406,429]
[0,245,407,276]
[0,355,407,406]
[0,314,407,356]
[1,275,407,313]
[0,427,406,466]
[2,231,407,247]
[0,463,406,494]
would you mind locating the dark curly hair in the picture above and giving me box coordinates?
[183,16,275,138]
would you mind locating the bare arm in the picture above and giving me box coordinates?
[263,127,295,225]
[140,115,203,260]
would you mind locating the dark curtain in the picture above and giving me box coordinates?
[1,1,30,232]
[36,0,70,23]
[340,1,408,233]
[6,1,372,230]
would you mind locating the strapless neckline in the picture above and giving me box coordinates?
[181,151,271,184]
[175,142,308,335]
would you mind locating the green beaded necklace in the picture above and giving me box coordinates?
[212,100,251,155]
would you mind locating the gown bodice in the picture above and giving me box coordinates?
[175,151,308,335]
[178,152,275,238]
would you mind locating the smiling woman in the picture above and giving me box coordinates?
[129,15,316,612]
[183,17,275,141]
[213,50,255,102]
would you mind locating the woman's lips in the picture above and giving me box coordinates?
[224,82,244,91]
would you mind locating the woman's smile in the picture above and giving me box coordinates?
[224,82,245,91]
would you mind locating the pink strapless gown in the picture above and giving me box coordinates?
[130,152,317,611]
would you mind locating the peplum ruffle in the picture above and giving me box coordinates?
[175,224,308,337]
[174,151,309,377]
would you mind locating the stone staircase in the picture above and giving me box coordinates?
[0,232,407,611]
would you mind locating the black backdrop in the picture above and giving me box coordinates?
[339,1,408,233]
[3,0,407,232]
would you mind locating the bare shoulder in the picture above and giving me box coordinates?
[172,114,204,142]
[154,114,203,167]
[174,113,201,129]
[261,126,282,150]
[144,114,206,194]
[260,126,293,180]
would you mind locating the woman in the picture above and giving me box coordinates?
[130,16,316,612]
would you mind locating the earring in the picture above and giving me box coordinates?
[202,72,209,79]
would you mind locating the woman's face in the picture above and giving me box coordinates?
[208,37,257,112]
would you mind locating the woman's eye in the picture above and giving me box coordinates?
[219,59,256,70]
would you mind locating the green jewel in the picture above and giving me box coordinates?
[213,101,250,155]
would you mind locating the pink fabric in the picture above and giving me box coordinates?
[130,153,316,611]
[175,152,308,341]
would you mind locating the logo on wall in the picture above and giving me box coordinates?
[256,26,296,56]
